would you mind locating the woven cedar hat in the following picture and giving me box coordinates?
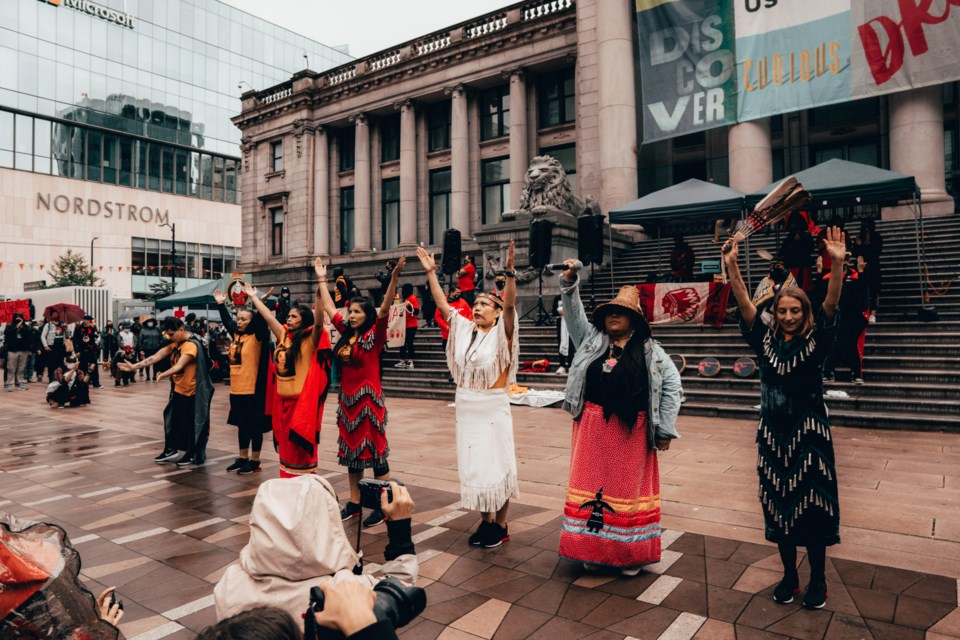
[592,285,649,330]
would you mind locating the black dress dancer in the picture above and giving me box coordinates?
[723,227,848,611]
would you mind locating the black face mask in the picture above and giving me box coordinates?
[770,267,790,284]
[494,280,506,291]
[448,292,461,302]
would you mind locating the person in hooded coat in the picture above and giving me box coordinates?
[213,475,418,625]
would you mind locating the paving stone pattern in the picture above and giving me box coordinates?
[1,382,959,639]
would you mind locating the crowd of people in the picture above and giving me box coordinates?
[0,222,875,638]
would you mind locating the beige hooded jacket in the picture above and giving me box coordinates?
[214,475,418,622]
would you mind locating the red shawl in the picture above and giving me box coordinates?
[270,325,332,454]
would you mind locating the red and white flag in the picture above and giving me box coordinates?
[637,282,731,328]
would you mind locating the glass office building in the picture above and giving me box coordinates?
[0,0,350,299]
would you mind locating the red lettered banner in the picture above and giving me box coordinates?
[637,283,731,328]
[0,300,32,323]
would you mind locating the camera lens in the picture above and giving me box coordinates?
[372,577,427,629]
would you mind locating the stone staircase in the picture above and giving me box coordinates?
[381,215,960,431]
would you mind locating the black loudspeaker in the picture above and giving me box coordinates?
[578,214,605,265]
[528,219,554,269]
[441,228,461,275]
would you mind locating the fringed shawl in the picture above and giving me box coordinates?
[446,309,519,390]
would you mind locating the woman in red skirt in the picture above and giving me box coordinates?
[556,261,683,575]
[315,256,404,528]
[247,282,331,478]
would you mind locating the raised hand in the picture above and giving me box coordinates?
[505,240,515,272]
[416,247,437,273]
[392,256,407,278]
[722,235,740,266]
[212,288,226,305]
[823,226,847,264]
[243,282,258,297]
[314,256,327,279]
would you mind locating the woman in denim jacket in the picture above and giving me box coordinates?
[557,261,682,575]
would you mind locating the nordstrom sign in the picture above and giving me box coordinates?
[39,0,134,30]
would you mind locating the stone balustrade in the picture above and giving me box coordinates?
[523,0,573,21]
[367,48,403,72]
[415,32,452,56]
[256,82,292,104]
[463,12,509,39]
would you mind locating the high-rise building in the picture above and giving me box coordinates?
[0,0,351,298]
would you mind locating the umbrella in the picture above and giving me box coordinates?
[43,303,85,324]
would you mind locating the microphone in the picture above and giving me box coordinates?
[544,260,583,272]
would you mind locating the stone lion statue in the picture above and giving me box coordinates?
[502,155,601,220]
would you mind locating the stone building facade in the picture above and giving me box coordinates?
[231,0,639,302]
[233,0,957,302]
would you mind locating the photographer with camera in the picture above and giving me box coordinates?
[214,476,424,638]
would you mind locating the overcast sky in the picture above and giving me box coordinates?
[221,0,518,58]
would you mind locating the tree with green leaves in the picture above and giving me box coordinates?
[47,249,102,287]
[148,279,177,300]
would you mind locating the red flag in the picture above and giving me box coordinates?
[39,264,44,270]
[99,266,103,271]
[118,266,123,272]
[19,263,24,270]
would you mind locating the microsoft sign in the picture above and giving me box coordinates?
[39,0,135,30]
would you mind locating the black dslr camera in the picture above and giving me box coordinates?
[304,577,426,640]
[357,478,403,510]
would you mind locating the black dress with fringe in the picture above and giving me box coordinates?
[740,311,841,547]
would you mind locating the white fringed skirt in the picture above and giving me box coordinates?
[454,387,519,512]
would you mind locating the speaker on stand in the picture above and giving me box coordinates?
[441,228,462,295]
[520,218,554,326]
[578,214,605,309]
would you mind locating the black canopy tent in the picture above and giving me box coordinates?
[609,178,748,282]
[747,159,924,305]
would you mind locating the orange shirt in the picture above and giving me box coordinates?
[274,332,316,397]
[228,333,262,396]
[171,340,199,397]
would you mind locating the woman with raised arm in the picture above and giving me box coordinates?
[417,241,519,549]
[213,288,272,475]
[556,261,682,576]
[723,227,847,610]
[246,281,332,478]
[315,257,404,528]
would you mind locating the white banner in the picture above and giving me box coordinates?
[386,303,406,349]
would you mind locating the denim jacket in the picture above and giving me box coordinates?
[559,275,683,448]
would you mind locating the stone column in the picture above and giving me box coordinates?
[352,114,371,251]
[597,0,638,212]
[447,84,470,235]
[313,127,330,255]
[728,119,773,194]
[505,68,528,210]
[397,100,417,245]
[889,85,953,217]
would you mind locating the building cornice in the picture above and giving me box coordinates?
[232,0,576,131]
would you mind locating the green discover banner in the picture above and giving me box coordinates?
[635,0,960,142]
[635,0,738,142]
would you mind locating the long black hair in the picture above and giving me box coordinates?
[286,303,316,364]
[333,296,377,356]
[599,319,652,430]
[400,283,414,299]
[237,307,270,342]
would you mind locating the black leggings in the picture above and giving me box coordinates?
[778,543,826,583]
[399,326,417,360]
[238,427,264,453]
[348,462,390,477]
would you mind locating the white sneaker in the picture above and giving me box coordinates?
[406,361,415,370]
[555,366,566,375]
[393,361,407,368]
[868,314,876,324]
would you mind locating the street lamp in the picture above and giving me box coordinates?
[159,222,176,292]
[90,236,98,269]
